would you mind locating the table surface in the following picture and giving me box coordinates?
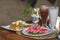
[0,27,59,40]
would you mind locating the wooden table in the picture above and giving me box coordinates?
[0,27,59,40]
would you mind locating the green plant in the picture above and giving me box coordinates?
[18,5,32,19]
[18,0,37,19]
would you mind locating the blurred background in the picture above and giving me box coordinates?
[0,0,60,26]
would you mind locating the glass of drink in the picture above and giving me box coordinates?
[40,5,48,27]
[48,7,59,30]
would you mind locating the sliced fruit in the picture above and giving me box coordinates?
[26,25,48,34]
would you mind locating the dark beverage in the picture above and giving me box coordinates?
[40,5,48,26]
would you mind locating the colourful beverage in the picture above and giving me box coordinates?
[40,5,48,26]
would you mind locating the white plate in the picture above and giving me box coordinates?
[0,20,33,31]
[22,28,52,36]
[1,25,17,31]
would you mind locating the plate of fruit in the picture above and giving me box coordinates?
[22,25,52,36]
[1,20,33,31]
